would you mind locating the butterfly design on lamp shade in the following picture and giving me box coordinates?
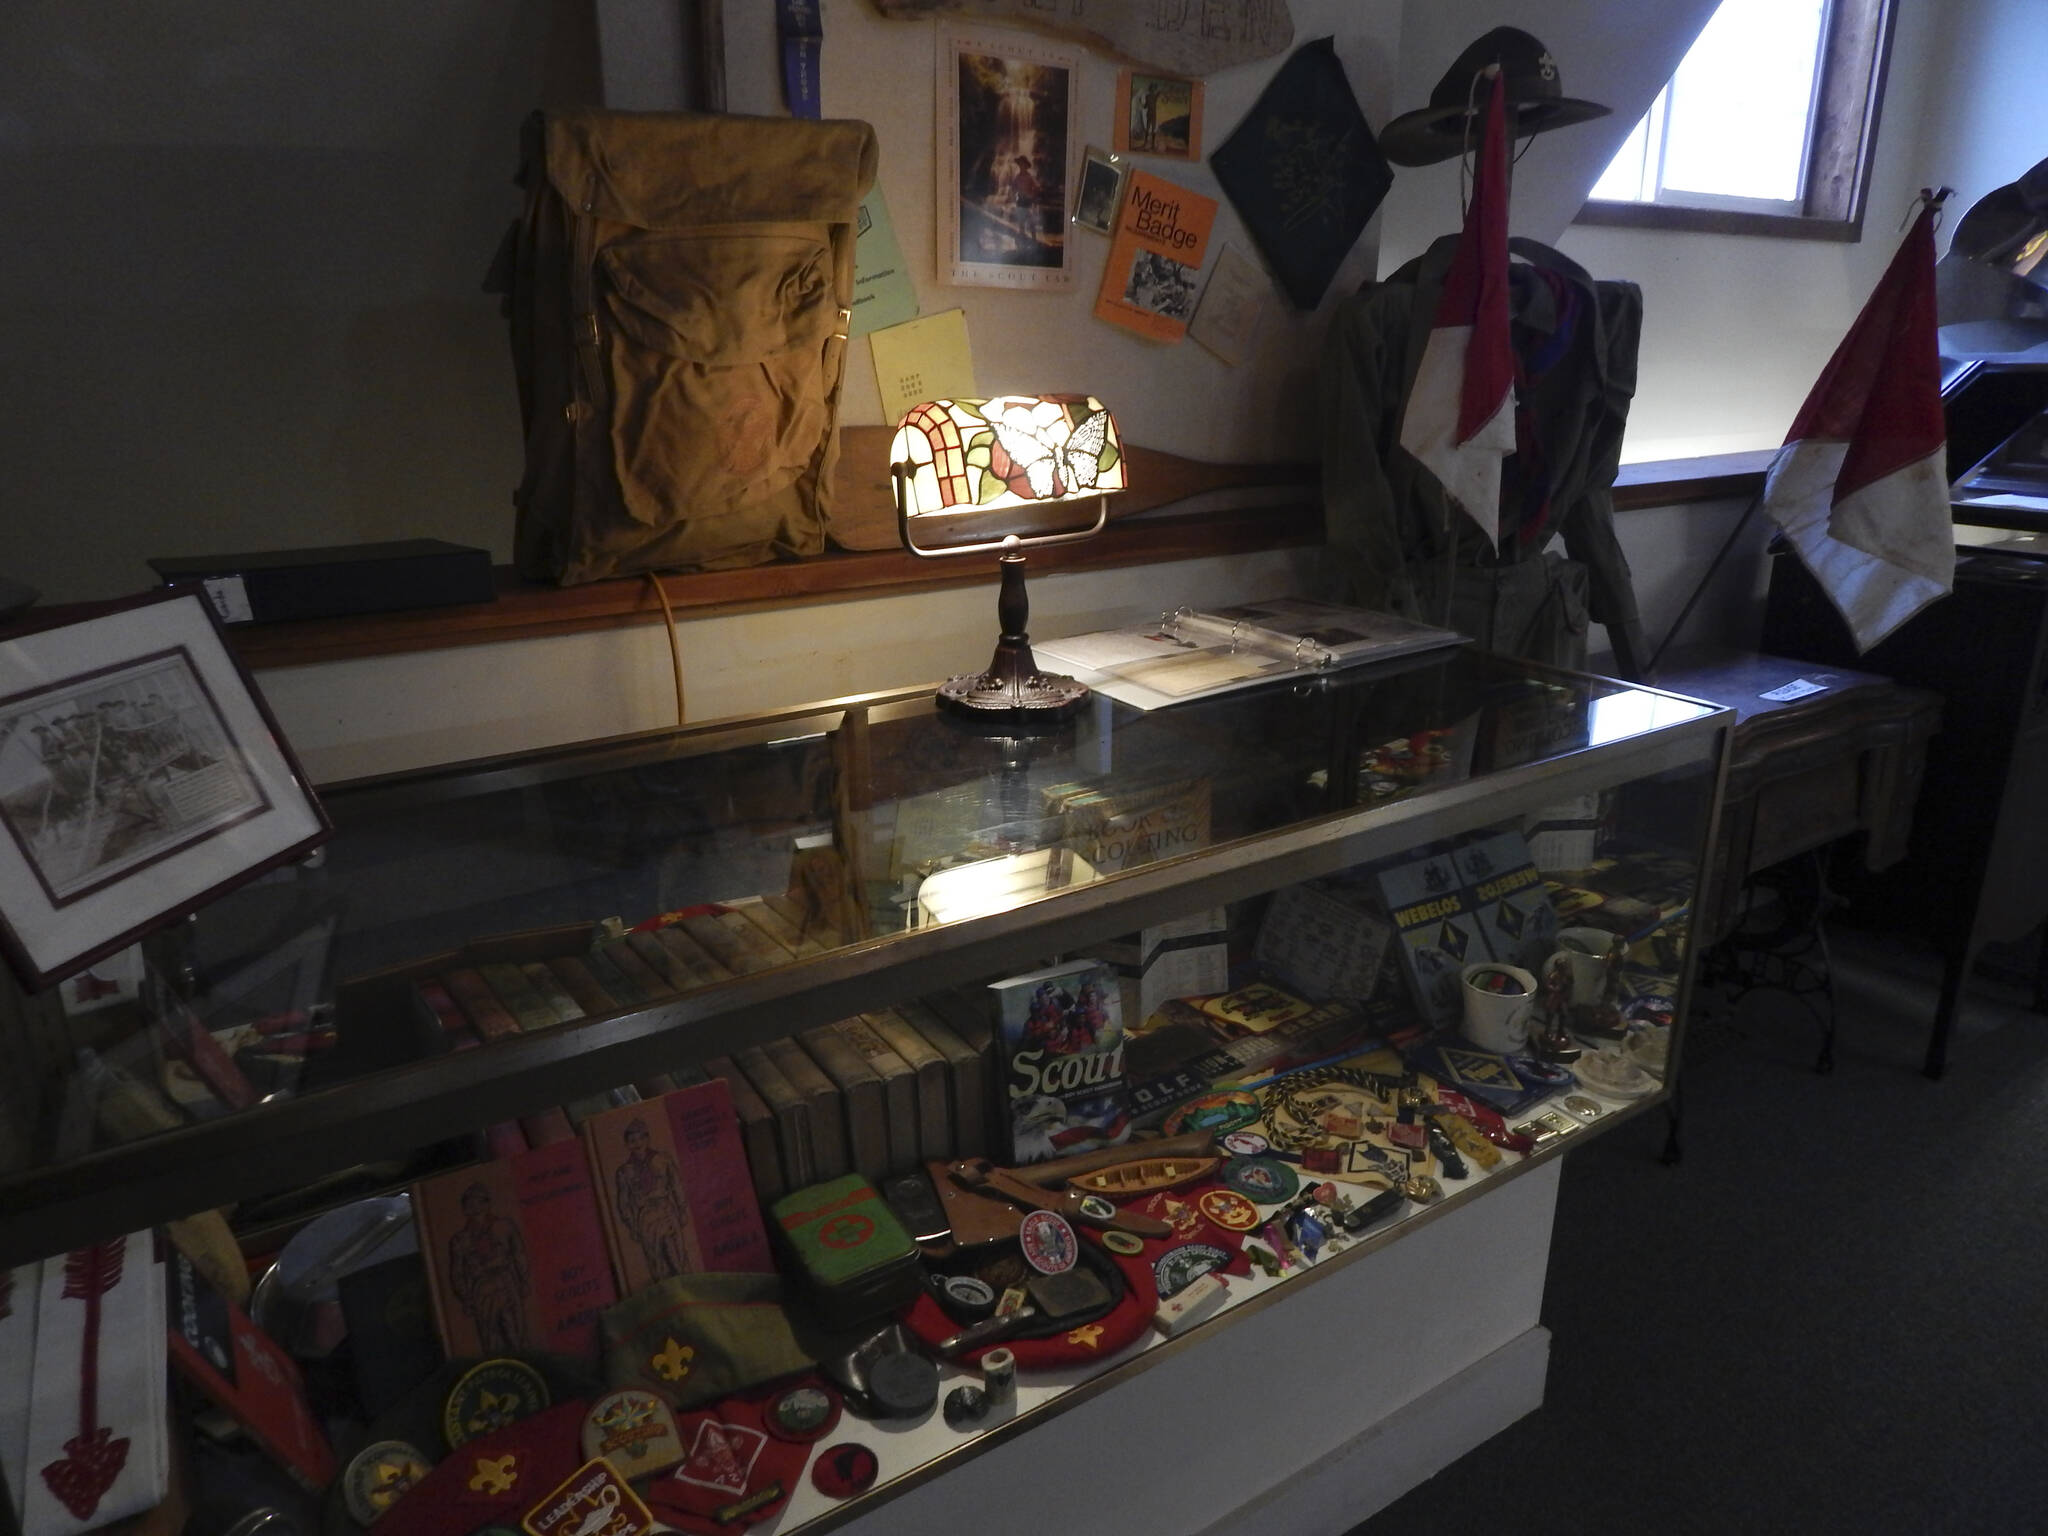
[892,395,1125,517]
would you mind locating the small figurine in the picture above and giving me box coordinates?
[1526,954,1582,1063]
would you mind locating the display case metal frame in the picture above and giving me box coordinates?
[0,674,1733,1270]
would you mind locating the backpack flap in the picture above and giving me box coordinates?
[515,111,879,584]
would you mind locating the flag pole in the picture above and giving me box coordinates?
[1644,488,1765,676]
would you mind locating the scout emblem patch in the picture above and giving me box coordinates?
[444,1359,550,1448]
[581,1390,683,1478]
[1197,1189,1261,1233]
[1018,1211,1078,1275]
[1220,1157,1299,1204]
[344,1441,432,1524]
[766,1382,841,1444]
[1153,1243,1230,1300]
[520,1459,653,1536]
[672,1420,767,1497]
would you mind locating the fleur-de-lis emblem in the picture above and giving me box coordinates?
[1066,1324,1105,1349]
[468,1388,520,1436]
[651,1337,695,1382]
[469,1454,518,1495]
[1538,51,1558,81]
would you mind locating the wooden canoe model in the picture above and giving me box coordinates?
[1068,1156,1223,1197]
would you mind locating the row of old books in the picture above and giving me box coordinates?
[412,925,1000,1203]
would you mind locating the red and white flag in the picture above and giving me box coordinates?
[1399,68,1517,547]
[1761,202,1953,651]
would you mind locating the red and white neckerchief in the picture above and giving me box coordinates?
[1398,67,1517,547]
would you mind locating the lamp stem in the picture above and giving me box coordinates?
[997,551,1031,646]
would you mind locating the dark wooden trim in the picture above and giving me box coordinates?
[1806,0,1894,233]
[1573,201,1862,242]
[1613,449,1773,510]
[224,503,1323,671]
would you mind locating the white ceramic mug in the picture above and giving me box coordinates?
[1460,962,1537,1053]
[1548,926,1615,1006]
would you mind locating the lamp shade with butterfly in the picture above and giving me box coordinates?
[890,394,1125,722]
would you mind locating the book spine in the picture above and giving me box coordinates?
[798,1026,889,1182]
[476,962,562,1033]
[895,1000,987,1161]
[764,891,842,952]
[439,968,522,1042]
[677,913,767,976]
[595,937,673,1001]
[832,1017,919,1174]
[627,931,696,992]
[921,988,1000,1161]
[704,1055,786,1202]
[736,1046,815,1190]
[520,961,585,1024]
[713,908,796,971]
[584,944,650,1006]
[764,1036,849,1182]
[547,955,620,1018]
[652,925,731,988]
[865,1009,951,1163]
[730,896,826,958]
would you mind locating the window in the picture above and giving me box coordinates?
[1576,0,1895,241]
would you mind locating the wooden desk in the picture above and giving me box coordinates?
[1654,650,1942,952]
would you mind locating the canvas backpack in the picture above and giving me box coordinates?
[495,109,879,585]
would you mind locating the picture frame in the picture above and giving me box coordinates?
[1114,69,1205,161]
[1072,146,1128,236]
[0,589,330,990]
[940,28,1081,290]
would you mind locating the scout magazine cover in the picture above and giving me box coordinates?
[989,958,1134,1162]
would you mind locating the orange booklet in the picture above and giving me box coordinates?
[1093,170,1218,343]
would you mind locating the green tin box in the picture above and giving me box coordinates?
[770,1174,924,1329]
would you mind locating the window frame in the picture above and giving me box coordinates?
[1574,0,1897,243]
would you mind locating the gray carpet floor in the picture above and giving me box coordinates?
[1352,927,2048,1536]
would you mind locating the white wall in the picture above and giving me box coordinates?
[1909,0,2048,236]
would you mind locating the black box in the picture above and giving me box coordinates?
[148,539,495,625]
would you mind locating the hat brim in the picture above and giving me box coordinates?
[1379,97,1611,168]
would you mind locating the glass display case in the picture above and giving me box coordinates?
[0,648,1730,1533]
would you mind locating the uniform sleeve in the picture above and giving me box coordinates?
[1557,280,1649,680]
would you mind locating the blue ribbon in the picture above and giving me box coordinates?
[778,0,822,119]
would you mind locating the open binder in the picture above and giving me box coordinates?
[1033,597,1466,710]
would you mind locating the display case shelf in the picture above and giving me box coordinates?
[0,656,1727,1268]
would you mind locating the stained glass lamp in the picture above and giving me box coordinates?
[890,394,1126,722]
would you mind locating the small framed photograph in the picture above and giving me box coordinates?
[1072,146,1127,236]
[0,590,330,990]
[1114,69,1205,160]
[941,28,1081,289]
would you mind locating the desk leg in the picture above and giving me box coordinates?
[1924,948,1969,1080]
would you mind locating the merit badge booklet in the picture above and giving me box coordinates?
[989,959,1134,1163]
[582,1079,773,1296]
[1373,845,1480,1029]
[412,1137,618,1365]
[1093,169,1218,343]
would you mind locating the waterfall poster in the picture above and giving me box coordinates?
[941,29,1080,290]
